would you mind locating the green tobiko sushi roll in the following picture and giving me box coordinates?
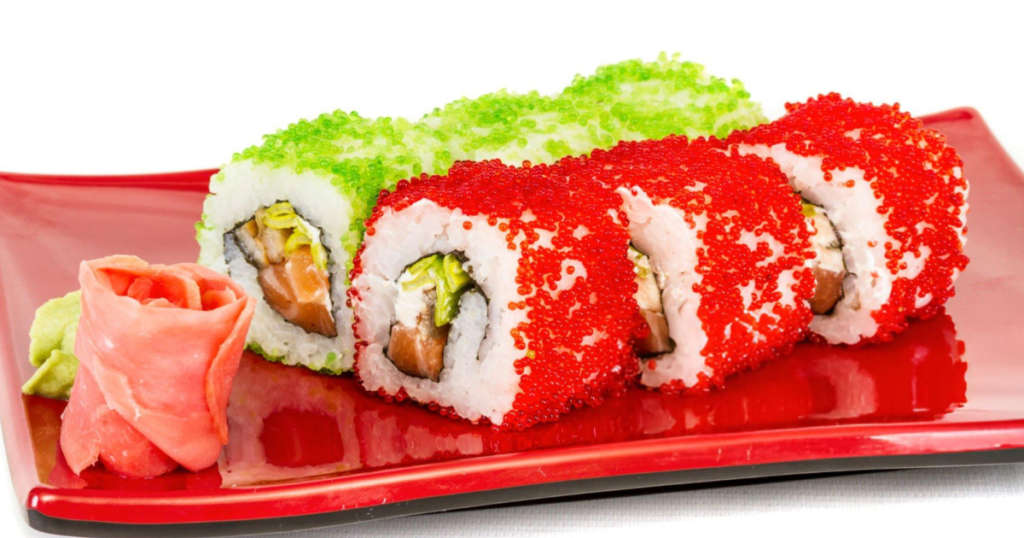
[195,54,767,375]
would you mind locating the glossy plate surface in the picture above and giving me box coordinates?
[1,108,1023,536]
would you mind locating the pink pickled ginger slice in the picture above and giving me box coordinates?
[60,255,255,477]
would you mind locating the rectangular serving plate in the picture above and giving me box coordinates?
[1,108,1023,537]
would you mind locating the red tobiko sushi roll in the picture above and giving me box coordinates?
[350,160,639,431]
[726,94,970,345]
[562,136,816,392]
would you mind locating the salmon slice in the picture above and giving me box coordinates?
[629,247,674,357]
[233,217,336,337]
[802,202,847,315]
[636,308,675,357]
[258,246,337,337]
[387,298,449,382]
[810,266,845,315]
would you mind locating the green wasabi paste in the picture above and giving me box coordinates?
[22,291,81,399]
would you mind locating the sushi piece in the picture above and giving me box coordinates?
[60,256,255,478]
[726,94,970,344]
[562,136,816,391]
[351,160,639,430]
[196,55,767,374]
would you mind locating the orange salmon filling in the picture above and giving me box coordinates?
[232,210,336,337]
[387,290,449,382]
[629,246,675,358]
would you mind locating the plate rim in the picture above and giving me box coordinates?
[27,447,1024,538]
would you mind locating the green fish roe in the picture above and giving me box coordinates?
[198,54,767,279]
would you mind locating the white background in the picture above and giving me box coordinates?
[1,1,1022,536]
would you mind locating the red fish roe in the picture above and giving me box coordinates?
[351,160,641,431]
[560,136,816,393]
[726,94,970,342]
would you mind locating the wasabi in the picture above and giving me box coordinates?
[23,291,80,399]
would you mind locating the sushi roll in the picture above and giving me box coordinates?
[196,56,766,374]
[351,160,639,430]
[726,94,970,344]
[563,136,815,391]
[197,116,443,374]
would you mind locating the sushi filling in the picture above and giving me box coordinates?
[229,202,336,337]
[629,245,675,357]
[387,253,480,382]
[802,201,848,315]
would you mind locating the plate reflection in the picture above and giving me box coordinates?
[26,312,966,490]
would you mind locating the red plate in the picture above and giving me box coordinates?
[1,108,1023,536]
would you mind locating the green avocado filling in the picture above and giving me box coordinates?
[402,254,472,327]
[23,291,81,399]
[628,245,652,280]
[801,201,818,218]
[260,201,328,271]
